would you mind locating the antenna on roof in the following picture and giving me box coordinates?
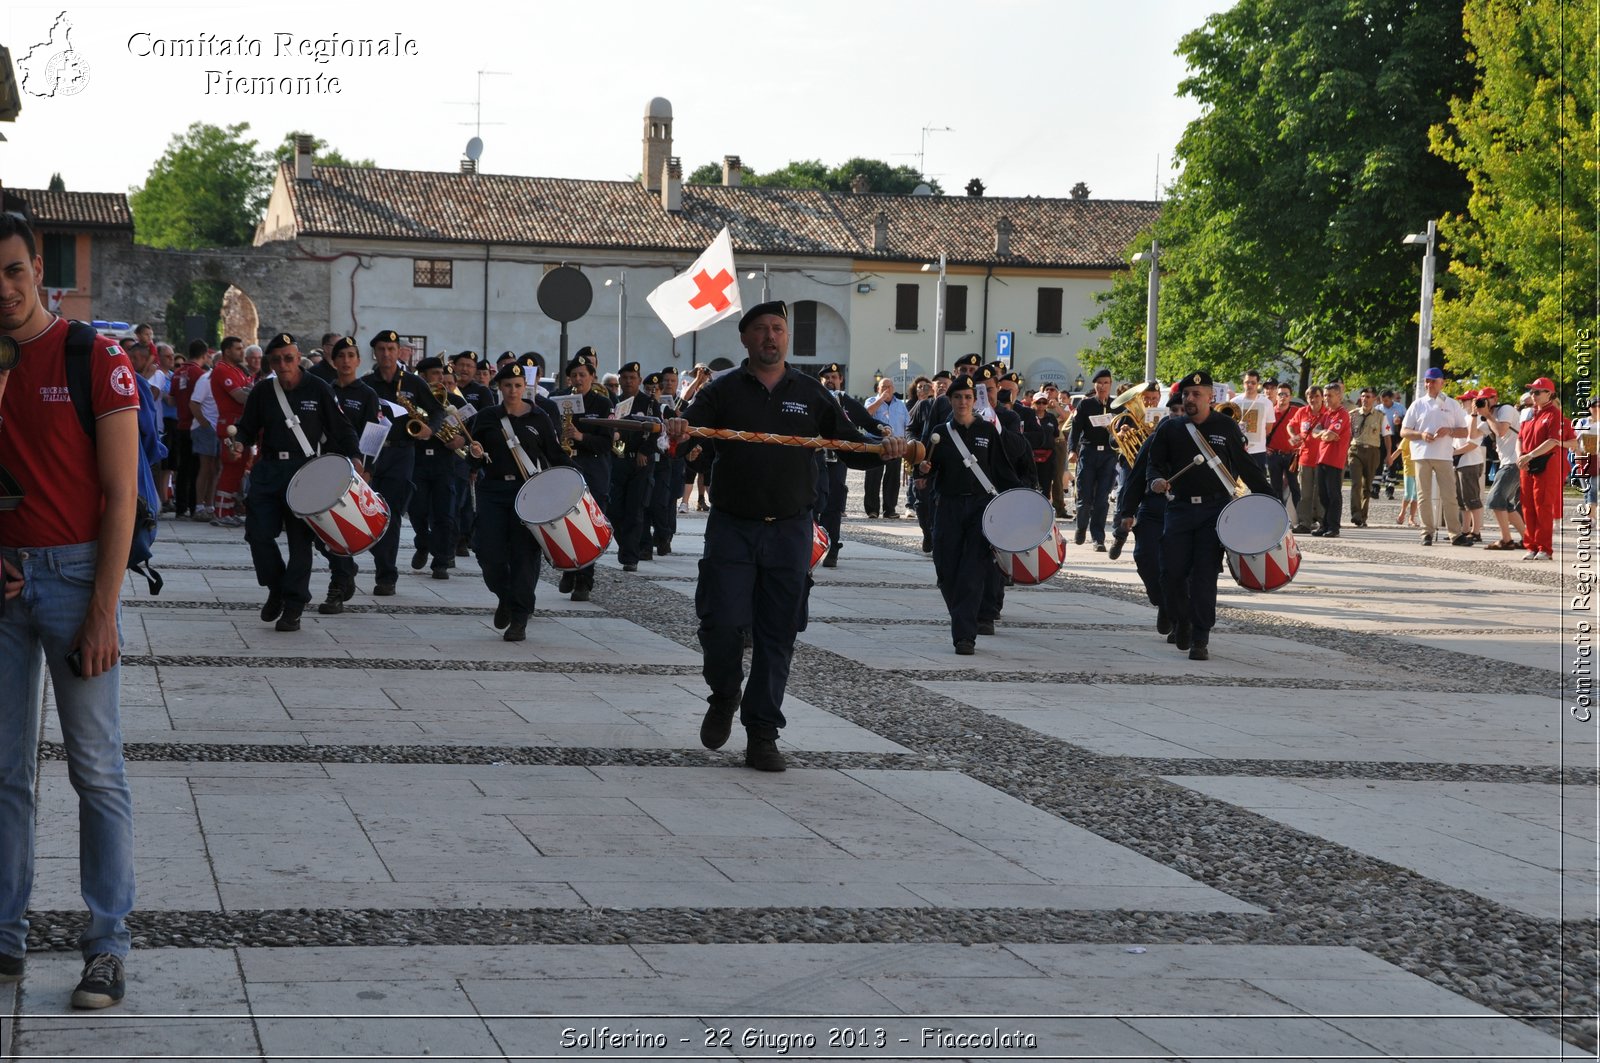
[447,70,509,166]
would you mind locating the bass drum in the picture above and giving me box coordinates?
[981,487,1066,585]
[1216,493,1300,591]
[513,466,614,571]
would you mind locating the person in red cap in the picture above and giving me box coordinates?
[1516,377,1577,560]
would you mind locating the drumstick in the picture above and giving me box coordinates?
[1162,455,1206,495]
[578,417,926,464]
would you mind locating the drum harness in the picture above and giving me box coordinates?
[272,378,318,460]
[944,420,999,498]
[498,414,540,481]
[1183,422,1244,500]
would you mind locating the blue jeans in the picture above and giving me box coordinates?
[0,541,134,961]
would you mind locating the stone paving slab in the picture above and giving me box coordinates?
[923,682,1583,765]
[1171,776,1598,920]
[5,944,1572,1060]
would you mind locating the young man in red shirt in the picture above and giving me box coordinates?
[1312,382,1352,537]
[208,336,253,525]
[1287,386,1324,532]
[0,211,138,1009]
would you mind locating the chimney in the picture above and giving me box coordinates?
[965,178,985,198]
[642,97,673,192]
[460,157,477,175]
[994,217,1014,258]
[294,133,314,181]
[872,211,888,253]
[1070,181,1090,201]
[850,174,870,194]
[722,155,742,187]
[662,156,682,213]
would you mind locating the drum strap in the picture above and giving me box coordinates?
[273,379,316,458]
[1185,422,1239,495]
[945,420,999,497]
[499,415,537,480]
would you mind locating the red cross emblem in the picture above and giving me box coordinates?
[688,269,735,312]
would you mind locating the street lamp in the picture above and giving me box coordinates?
[1131,240,1159,384]
[920,251,947,376]
[1403,221,1437,394]
[604,272,627,372]
[745,264,770,302]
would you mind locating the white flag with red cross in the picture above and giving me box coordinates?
[645,227,743,338]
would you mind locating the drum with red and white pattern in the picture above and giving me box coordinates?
[982,488,1066,585]
[513,467,614,571]
[810,523,830,573]
[1216,493,1300,592]
[285,455,390,556]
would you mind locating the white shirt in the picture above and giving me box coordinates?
[1492,405,1521,464]
[1453,415,1488,468]
[1234,394,1276,454]
[192,371,218,430]
[1401,393,1468,462]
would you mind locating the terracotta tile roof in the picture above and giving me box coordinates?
[281,164,1156,269]
[4,188,132,229]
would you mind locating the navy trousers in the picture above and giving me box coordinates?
[1075,448,1118,544]
[474,480,541,622]
[932,494,992,644]
[609,456,655,565]
[245,459,316,609]
[695,511,811,738]
[1161,498,1227,643]
[369,447,415,586]
[409,454,457,570]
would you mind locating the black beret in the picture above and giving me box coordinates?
[643,373,662,388]
[619,361,641,376]
[414,357,445,374]
[329,336,358,357]
[567,356,596,374]
[370,329,400,347]
[932,370,952,381]
[450,350,478,364]
[493,363,527,384]
[476,359,492,371]
[1142,381,1160,393]
[517,353,543,371]
[265,333,296,354]
[974,366,997,381]
[1181,369,1215,389]
[659,365,678,375]
[496,351,517,365]
[954,353,982,369]
[817,362,844,379]
[1092,367,1113,381]
[738,300,788,331]
[1003,372,1023,385]
[1167,393,1184,409]
[573,346,598,363]
[947,375,976,394]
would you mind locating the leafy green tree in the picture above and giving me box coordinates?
[684,157,940,194]
[1085,0,1471,390]
[130,122,270,248]
[271,131,376,170]
[47,172,65,192]
[1430,0,1596,392]
[164,278,229,348]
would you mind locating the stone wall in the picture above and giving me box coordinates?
[90,234,329,343]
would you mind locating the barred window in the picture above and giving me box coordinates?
[413,258,453,288]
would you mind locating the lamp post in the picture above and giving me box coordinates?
[745,263,770,302]
[1402,222,1437,395]
[1131,239,1159,384]
[604,271,627,372]
[920,251,947,376]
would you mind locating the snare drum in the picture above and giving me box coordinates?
[810,523,830,573]
[285,455,390,556]
[513,467,613,571]
[982,488,1065,585]
[1216,493,1300,592]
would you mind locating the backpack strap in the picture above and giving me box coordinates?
[64,320,99,440]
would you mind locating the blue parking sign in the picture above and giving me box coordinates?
[996,330,1014,365]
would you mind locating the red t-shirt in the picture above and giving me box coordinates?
[1292,405,1323,466]
[211,361,251,426]
[1315,405,1352,469]
[1266,403,1297,454]
[172,362,206,429]
[0,317,142,546]
[1520,405,1575,471]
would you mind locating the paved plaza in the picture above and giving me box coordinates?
[3,480,1595,1061]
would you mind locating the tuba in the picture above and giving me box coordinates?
[1108,380,1157,466]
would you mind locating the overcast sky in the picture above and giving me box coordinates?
[4,0,1227,202]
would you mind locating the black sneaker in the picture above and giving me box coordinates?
[1420,535,1433,546]
[1074,527,1087,545]
[431,568,450,580]
[0,952,22,982]
[921,534,933,554]
[493,600,510,629]
[572,585,591,602]
[821,545,839,569]
[639,547,653,561]
[1174,622,1192,652]
[1093,541,1107,552]
[1189,644,1210,661]
[622,563,638,572]
[317,593,344,616]
[657,542,672,556]
[1108,529,1129,560]
[456,541,471,558]
[1156,609,1172,635]
[71,954,124,1010]
[1450,533,1473,547]
[954,639,976,656]
[410,547,428,570]
[558,571,576,594]
[373,582,397,596]
[700,696,739,750]
[976,620,996,636]
[745,735,787,772]
[502,619,527,643]
[275,608,302,633]
[260,589,284,623]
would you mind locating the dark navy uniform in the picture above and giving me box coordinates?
[1068,381,1119,547]
[453,376,497,555]
[607,384,661,568]
[1113,430,1170,632]
[906,392,942,550]
[407,374,466,578]
[232,361,360,620]
[554,384,614,595]
[684,359,882,741]
[1146,390,1273,653]
[923,411,1022,648]
[320,374,380,608]
[466,385,571,637]
[361,363,445,591]
[646,373,684,555]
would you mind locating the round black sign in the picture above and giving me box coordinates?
[537,266,593,323]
